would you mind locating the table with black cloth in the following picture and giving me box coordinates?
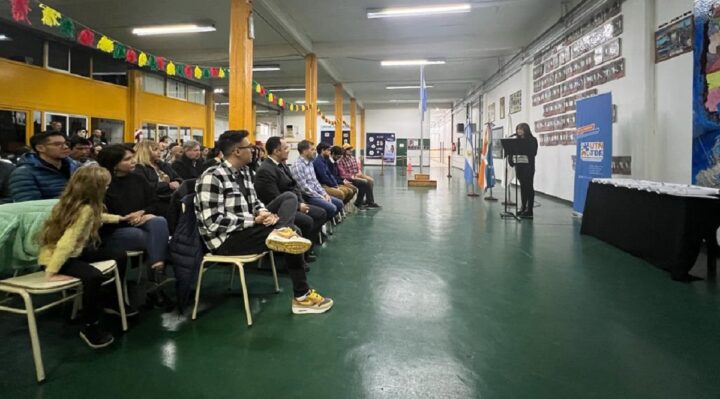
[580,181,720,280]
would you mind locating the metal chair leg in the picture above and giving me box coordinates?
[19,291,44,382]
[269,252,279,293]
[191,261,208,320]
[236,262,253,326]
[111,266,128,332]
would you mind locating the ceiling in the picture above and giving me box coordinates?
[39,0,580,110]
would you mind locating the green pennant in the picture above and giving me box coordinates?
[112,43,127,60]
[59,17,75,39]
[148,55,157,71]
[202,67,211,79]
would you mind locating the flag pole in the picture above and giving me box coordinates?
[419,65,425,175]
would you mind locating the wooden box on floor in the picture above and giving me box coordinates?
[408,174,437,188]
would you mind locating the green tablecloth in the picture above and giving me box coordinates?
[0,199,57,276]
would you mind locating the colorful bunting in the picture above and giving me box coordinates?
[184,65,193,79]
[218,68,226,78]
[11,0,31,24]
[126,48,138,64]
[112,43,126,59]
[58,17,75,38]
[193,66,202,79]
[156,57,166,72]
[77,28,95,47]
[210,67,219,78]
[97,35,114,53]
[40,3,61,27]
[138,52,148,67]
[148,54,157,71]
[166,62,176,76]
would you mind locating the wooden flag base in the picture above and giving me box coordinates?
[408,173,437,188]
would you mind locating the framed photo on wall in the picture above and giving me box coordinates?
[488,103,496,122]
[509,90,522,114]
[499,97,506,119]
[655,13,693,63]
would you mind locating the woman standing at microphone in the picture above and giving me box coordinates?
[513,123,538,218]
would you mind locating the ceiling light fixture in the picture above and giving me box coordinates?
[296,100,329,104]
[253,65,281,72]
[214,88,225,93]
[132,24,216,36]
[268,87,306,92]
[381,60,446,66]
[386,85,434,90]
[367,4,471,19]
[0,34,11,41]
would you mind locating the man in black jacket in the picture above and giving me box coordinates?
[255,137,327,261]
[172,140,204,179]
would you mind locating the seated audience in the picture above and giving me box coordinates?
[172,140,204,179]
[255,137,327,260]
[38,167,133,349]
[9,131,78,202]
[165,143,182,163]
[0,147,15,204]
[202,147,223,172]
[158,136,170,159]
[291,140,344,220]
[195,130,332,314]
[97,145,172,305]
[134,140,182,220]
[69,136,97,167]
[334,145,380,208]
[91,129,108,146]
[313,143,357,206]
[342,143,376,188]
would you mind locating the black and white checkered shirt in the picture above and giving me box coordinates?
[195,160,266,250]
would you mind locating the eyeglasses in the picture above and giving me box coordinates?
[44,141,69,147]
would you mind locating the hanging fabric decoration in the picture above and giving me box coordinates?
[77,28,95,47]
[148,55,158,71]
[138,52,148,67]
[11,0,31,24]
[218,68,226,78]
[125,48,138,64]
[267,93,274,103]
[40,3,61,27]
[112,43,126,60]
[166,62,176,76]
[278,98,285,108]
[59,17,75,38]
[202,68,211,79]
[210,67,219,78]
[193,66,202,79]
[156,57,166,72]
[255,84,262,94]
[184,65,194,79]
[97,36,114,53]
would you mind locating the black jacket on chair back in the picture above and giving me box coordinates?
[253,158,303,205]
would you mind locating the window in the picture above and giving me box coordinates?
[168,126,180,142]
[47,41,70,72]
[33,111,41,134]
[70,47,91,77]
[92,52,127,86]
[91,118,124,144]
[142,123,157,141]
[0,21,43,66]
[44,113,88,136]
[192,128,203,143]
[188,85,205,104]
[166,79,187,100]
[144,73,165,95]
[0,109,28,158]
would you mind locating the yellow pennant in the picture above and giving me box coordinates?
[97,36,114,53]
[138,52,148,67]
[40,4,62,27]
[166,62,176,76]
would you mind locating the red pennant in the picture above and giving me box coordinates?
[10,0,31,24]
[78,28,95,47]
[210,67,219,78]
[184,65,193,79]
[156,57,166,71]
[125,49,138,64]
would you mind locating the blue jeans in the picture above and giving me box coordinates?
[305,195,343,219]
[101,216,169,265]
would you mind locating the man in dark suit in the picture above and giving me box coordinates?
[255,137,327,262]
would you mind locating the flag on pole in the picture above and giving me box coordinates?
[419,65,427,115]
[463,119,475,185]
[484,123,496,191]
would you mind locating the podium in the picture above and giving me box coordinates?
[500,138,534,220]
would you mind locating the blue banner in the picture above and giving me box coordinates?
[573,93,613,214]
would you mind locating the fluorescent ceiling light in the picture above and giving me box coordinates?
[0,34,11,41]
[253,66,281,72]
[367,4,471,19]
[296,100,329,104]
[216,102,229,106]
[91,72,127,76]
[386,85,434,90]
[132,24,216,36]
[268,87,305,92]
[381,60,446,66]
[214,88,224,93]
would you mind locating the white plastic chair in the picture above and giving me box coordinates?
[0,260,126,382]
[191,252,278,326]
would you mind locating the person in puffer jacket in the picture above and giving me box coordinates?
[9,131,78,202]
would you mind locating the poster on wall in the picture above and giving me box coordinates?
[573,93,613,214]
[320,130,335,146]
[342,130,350,145]
[366,132,397,165]
[488,103,496,122]
[693,2,720,187]
[499,97,506,119]
[509,90,522,114]
[655,13,693,63]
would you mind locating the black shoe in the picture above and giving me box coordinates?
[354,203,367,211]
[147,290,175,310]
[305,253,318,263]
[303,263,311,273]
[366,202,381,208]
[518,207,527,215]
[520,212,534,219]
[79,323,114,349]
[151,266,172,286]
[104,302,139,317]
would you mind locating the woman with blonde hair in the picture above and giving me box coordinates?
[134,140,182,219]
[38,166,133,349]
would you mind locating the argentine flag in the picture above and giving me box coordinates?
[464,120,475,185]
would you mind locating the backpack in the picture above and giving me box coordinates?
[168,192,206,313]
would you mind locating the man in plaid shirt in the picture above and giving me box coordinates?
[291,140,344,220]
[195,130,333,315]
[333,145,380,208]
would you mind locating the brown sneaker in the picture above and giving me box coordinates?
[265,227,312,254]
[292,289,334,314]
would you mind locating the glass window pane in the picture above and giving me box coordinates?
[168,126,179,142]
[0,21,44,66]
[158,125,170,143]
[92,53,128,86]
[33,111,42,134]
[167,79,187,100]
[45,113,68,135]
[142,123,157,141]
[144,73,165,95]
[47,41,69,71]
[192,128,203,143]
[0,109,28,159]
[188,85,205,104]
[70,47,91,77]
[90,118,123,144]
[68,116,88,137]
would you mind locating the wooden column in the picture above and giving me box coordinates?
[126,69,142,143]
[350,98,357,149]
[204,89,215,147]
[360,107,366,151]
[304,53,318,142]
[334,83,343,145]
[229,0,255,141]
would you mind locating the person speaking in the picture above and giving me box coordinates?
[509,123,538,219]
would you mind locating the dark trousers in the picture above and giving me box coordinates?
[216,191,309,297]
[57,246,128,325]
[350,178,373,205]
[517,166,535,212]
[294,204,327,244]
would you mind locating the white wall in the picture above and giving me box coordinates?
[468,0,694,201]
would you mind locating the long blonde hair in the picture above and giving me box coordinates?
[134,140,158,167]
[39,167,111,248]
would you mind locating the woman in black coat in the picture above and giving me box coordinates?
[512,123,538,218]
[171,140,204,179]
[133,140,183,219]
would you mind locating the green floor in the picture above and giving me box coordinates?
[2,167,720,398]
